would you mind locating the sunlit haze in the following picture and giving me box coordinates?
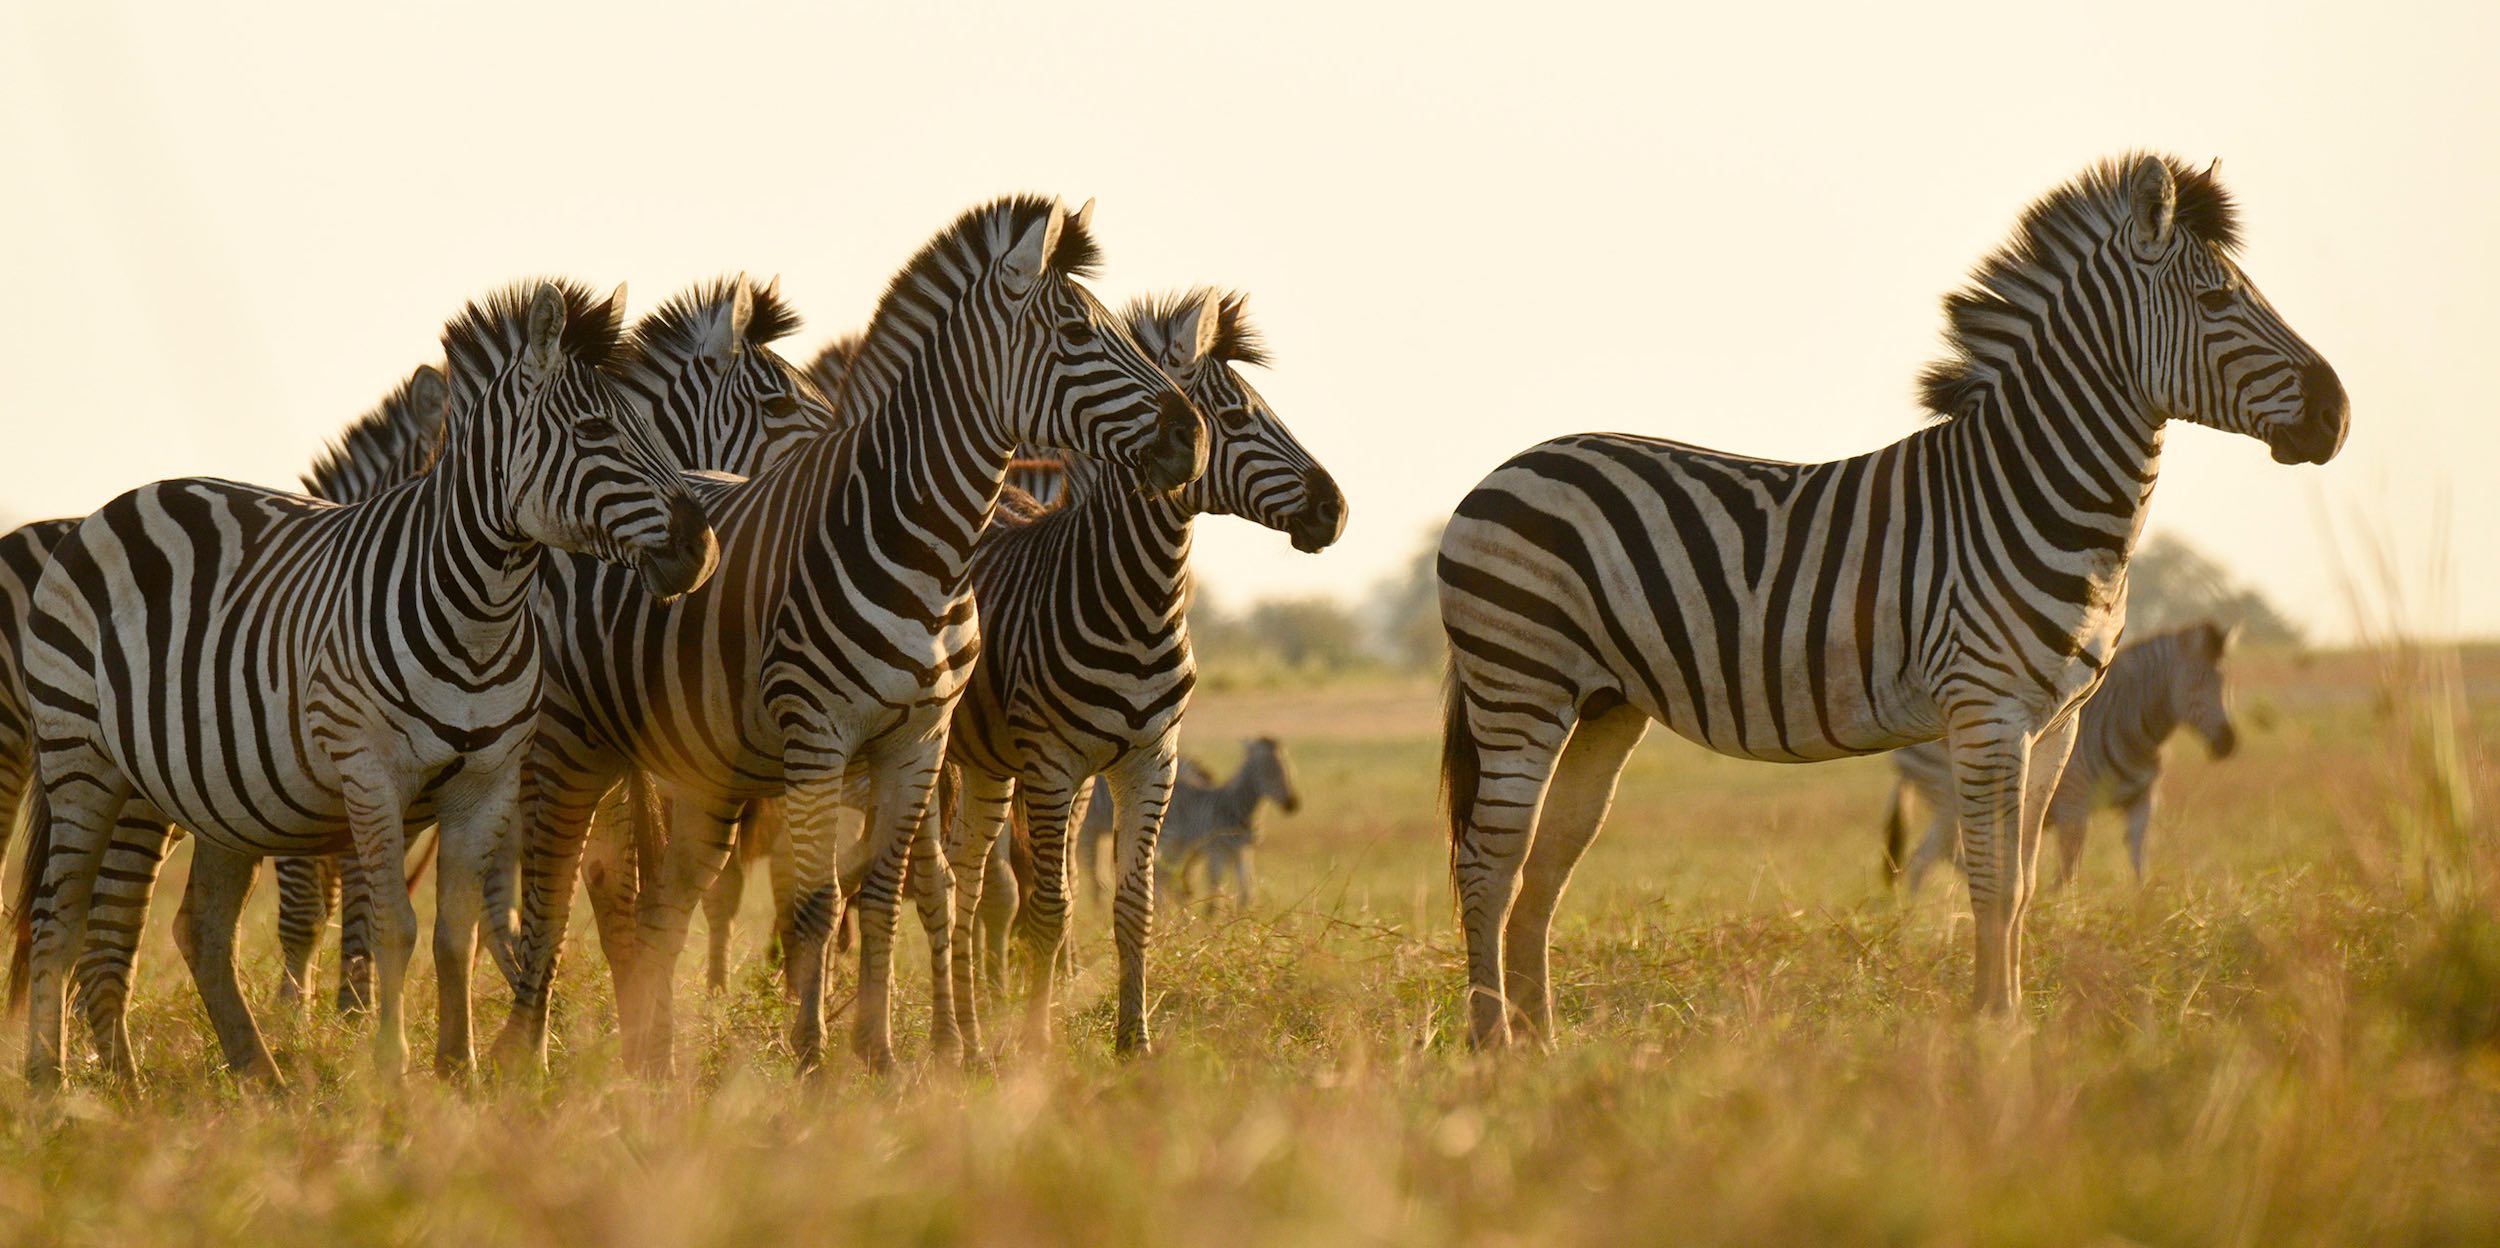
[4,2,2491,640]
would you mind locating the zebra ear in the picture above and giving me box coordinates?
[522,282,570,385]
[406,364,450,428]
[1000,200,1067,300]
[1159,292,1214,372]
[713,275,756,362]
[2127,155,2177,255]
[2211,620,2241,655]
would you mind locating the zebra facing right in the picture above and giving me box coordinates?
[1440,154,2348,1049]
[1886,620,2239,892]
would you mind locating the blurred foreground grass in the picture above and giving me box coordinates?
[4,646,2500,1245]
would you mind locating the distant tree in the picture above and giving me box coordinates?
[1367,522,1446,670]
[1243,597,1366,671]
[2127,532,2303,646]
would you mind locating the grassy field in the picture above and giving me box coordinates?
[4,645,2500,1245]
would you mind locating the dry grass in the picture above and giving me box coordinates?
[4,647,2499,1245]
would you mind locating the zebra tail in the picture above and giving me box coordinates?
[1881,783,1910,890]
[6,784,52,1014]
[1439,662,1479,920]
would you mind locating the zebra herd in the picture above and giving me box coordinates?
[0,152,2348,1089]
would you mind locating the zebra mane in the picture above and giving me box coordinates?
[299,364,450,503]
[1123,288,1270,368]
[804,334,864,411]
[1917,154,2242,421]
[629,277,805,372]
[440,279,636,403]
[831,195,1103,417]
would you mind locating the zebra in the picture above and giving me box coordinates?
[269,275,837,1018]
[489,196,1210,1077]
[0,364,452,1049]
[1886,620,2239,891]
[1151,736,1302,910]
[1072,754,1218,897]
[922,289,1343,1057]
[15,280,718,1086]
[1437,154,2348,1049]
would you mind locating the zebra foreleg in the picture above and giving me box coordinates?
[1101,743,1176,1056]
[2122,792,2157,884]
[174,839,279,1085]
[579,777,654,1024]
[941,766,1014,1063]
[272,856,336,1010]
[429,762,523,1078]
[338,763,418,1080]
[1502,703,1647,1049]
[71,808,178,1081]
[701,815,749,994]
[489,746,617,1074]
[617,792,741,1078]
[1008,769,1087,1055]
[334,847,376,1015]
[1903,808,1959,894]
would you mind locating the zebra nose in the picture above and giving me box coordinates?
[1289,464,1347,552]
[2270,360,2349,465]
[1140,392,1207,491]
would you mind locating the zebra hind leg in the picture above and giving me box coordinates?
[20,758,133,1090]
[273,856,336,1010]
[1102,744,1178,1057]
[1445,669,1577,1052]
[1501,701,1647,1049]
[174,838,281,1085]
[701,826,748,994]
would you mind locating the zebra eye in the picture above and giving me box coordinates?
[577,416,616,440]
[1057,321,1091,349]
[763,395,801,420]
[1219,407,1254,430]
[2195,288,2236,313]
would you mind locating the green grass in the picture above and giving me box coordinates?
[4,645,2500,1245]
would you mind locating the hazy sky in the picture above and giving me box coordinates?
[3,2,2491,640]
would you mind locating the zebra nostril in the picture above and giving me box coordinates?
[666,494,708,547]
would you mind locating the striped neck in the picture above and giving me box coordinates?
[400,412,543,663]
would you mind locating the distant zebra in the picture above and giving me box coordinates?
[490,197,1210,1076]
[1886,620,2239,891]
[1439,155,2348,1048]
[1153,737,1302,910]
[15,281,718,1085]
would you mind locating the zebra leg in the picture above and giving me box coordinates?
[490,743,620,1073]
[2122,793,2156,883]
[1903,809,1957,894]
[702,821,748,994]
[617,792,744,1078]
[761,800,796,984]
[23,755,132,1090]
[1502,703,1647,1048]
[70,809,178,1081]
[2050,816,2089,889]
[336,764,418,1079]
[822,736,945,1074]
[1447,675,1577,1051]
[904,799,961,1061]
[334,847,376,1016]
[273,856,336,1009]
[580,777,652,1028]
[943,767,1014,1063]
[1101,743,1177,1057]
[429,764,521,1078]
[1945,720,2030,1017]
[172,839,279,1084]
[977,831,1016,1002]
[1009,769,1086,1053]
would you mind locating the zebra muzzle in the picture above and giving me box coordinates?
[1287,465,1347,553]
[637,494,720,600]
[1138,393,1208,492]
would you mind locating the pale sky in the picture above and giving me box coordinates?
[3,2,2492,641]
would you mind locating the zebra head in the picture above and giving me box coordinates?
[2113,156,2349,465]
[1242,736,1301,815]
[1125,290,1347,553]
[975,198,1207,490]
[2168,620,2239,759]
[624,275,837,475]
[467,282,720,599]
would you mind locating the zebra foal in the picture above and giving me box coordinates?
[16,281,717,1085]
[1439,155,2348,1048]
[1886,620,2239,891]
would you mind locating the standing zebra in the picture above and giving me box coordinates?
[1439,155,2347,1049]
[1886,620,2239,891]
[270,275,836,1016]
[16,281,718,1085]
[929,289,1343,1056]
[490,197,1210,1076]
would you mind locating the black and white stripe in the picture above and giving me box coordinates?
[490,198,1210,1076]
[1437,155,2348,1047]
[15,281,717,1085]
[1886,620,2238,890]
